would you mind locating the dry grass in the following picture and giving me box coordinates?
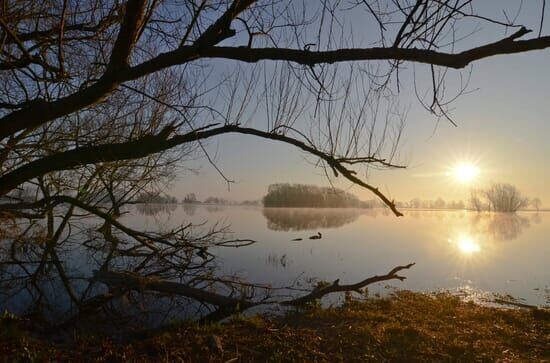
[1,291,548,362]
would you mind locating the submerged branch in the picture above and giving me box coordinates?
[93,270,258,310]
[92,263,415,321]
[283,263,416,306]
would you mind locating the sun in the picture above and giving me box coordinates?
[451,163,480,183]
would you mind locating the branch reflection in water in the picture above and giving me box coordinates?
[135,203,178,216]
[1,206,545,333]
[0,206,259,332]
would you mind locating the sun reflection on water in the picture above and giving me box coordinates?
[446,234,483,258]
[457,237,481,254]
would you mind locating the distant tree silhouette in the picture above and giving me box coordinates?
[470,183,530,212]
[183,193,199,204]
[447,200,465,210]
[240,200,261,206]
[531,197,542,211]
[203,196,230,205]
[263,184,364,208]
[136,192,178,204]
[470,190,486,212]
[484,184,529,212]
[409,198,422,209]
[433,198,446,209]
[401,198,465,210]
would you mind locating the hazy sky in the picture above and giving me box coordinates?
[171,2,550,206]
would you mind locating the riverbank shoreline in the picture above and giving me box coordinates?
[1,291,548,362]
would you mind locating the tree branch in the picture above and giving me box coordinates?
[0,124,404,215]
[93,270,257,309]
[0,0,147,141]
[1,25,548,140]
[106,0,147,73]
[283,263,416,306]
[195,28,546,68]
[92,263,415,320]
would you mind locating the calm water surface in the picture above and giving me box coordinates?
[1,205,548,326]
[127,205,549,306]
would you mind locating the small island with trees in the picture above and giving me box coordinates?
[263,183,367,208]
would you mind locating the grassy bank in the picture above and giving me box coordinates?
[1,291,548,362]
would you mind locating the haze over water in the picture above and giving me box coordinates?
[129,205,550,307]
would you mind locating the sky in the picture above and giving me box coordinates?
[170,1,550,207]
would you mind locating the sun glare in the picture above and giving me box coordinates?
[452,163,480,183]
[457,238,480,254]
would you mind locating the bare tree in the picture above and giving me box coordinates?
[484,183,529,213]
[183,193,199,204]
[470,189,485,212]
[531,197,542,211]
[470,183,529,213]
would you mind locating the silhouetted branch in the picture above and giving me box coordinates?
[93,270,258,309]
[1,24,548,139]
[106,0,147,72]
[283,263,416,306]
[92,262,415,321]
[0,124,404,215]
[198,29,542,66]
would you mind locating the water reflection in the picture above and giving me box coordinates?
[445,213,540,258]
[266,253,290,268]
[0,210,253,330]
[205,205,225,213]
[262,208,362,231]
[135,203,177,216]
[469,213,539,241]
[1,207,547,330]
[182,203,197,216]
[457,237,481,254]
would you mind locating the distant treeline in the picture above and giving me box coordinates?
[135,192,178,204]
[135,192,261,206]
[397,198,466,210]
[396,183,541,212]
[138,183,541,211]
[183,193,261,206]
[263,183,367,208]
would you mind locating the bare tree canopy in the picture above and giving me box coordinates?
[470,183,530,212]
[0,0,549,215]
